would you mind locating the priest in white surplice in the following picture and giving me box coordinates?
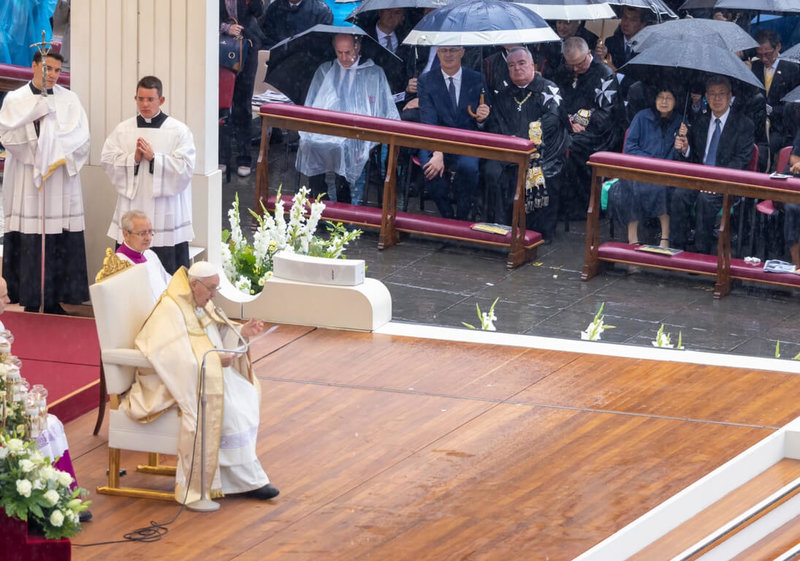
[101,75,196,274]
[122,261,279,504]
[0,50,91,314]
[114,209,170,301]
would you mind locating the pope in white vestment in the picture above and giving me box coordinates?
[101,76,196,274]
[0,51,90,313]
[122,262,279,504]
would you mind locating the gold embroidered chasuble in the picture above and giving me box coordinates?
[125,267,258,503]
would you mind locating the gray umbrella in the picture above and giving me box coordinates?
[677,0,716,9]
[781,83,800,103]
[630,18,759,53]
[621,39,765,91]
[780,42,800,63]
[715,0,800,13]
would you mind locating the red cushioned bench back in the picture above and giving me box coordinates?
[0,63,71,87]
[589,151,800,193]
[260,103,535,152]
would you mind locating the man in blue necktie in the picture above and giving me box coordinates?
[417,46,491,220]
[671,76,755,254]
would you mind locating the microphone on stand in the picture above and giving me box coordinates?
[185,310,277,512]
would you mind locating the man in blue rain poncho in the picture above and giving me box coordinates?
[296,33,399,204]
[0,0,58,66]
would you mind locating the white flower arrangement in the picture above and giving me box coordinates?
[580,302,615,341]
[463,298,499,331]
[222,187,362,295]
[0,433,89,539]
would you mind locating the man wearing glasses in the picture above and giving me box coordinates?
[125,260,279,504]
[115,210,171,299]
[671,76,754,254]
[555,36,623,223]
[102,75,196,274]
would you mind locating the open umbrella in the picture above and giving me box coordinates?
[621,39,765,91]
[402,0,560,46]
[779,42,800,64]
[606,0,678,20]
[347,0,459,20]
[715,0,800,13]
[629,18,759,53]
[265,24,405,104]
[781,84,800,103]
[511,0,617,21]
[677,0,715,8]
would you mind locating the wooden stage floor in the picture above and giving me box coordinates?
[64,324,800,560]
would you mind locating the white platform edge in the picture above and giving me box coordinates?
[375,321,800,375]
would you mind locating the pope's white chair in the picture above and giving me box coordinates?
[90,263,180,501]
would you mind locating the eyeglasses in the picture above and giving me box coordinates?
[199,280,221,293]
[564,53,590,71]
[129,229,155,238]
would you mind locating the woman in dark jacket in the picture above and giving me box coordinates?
[610,86,682,247]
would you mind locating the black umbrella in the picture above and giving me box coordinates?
[402,0,559,46]
[347,0,460,20]
[629,18,759,53]
[621,39,765,91]
[264,24,406,104]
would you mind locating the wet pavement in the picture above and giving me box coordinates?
[223,129,800,361]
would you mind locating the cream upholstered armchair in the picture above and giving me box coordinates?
[89,261,179,501]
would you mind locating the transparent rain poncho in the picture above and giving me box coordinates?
[296,57,399,186]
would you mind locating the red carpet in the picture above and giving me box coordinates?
[2,311,100,423]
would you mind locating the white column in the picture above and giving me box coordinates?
[71,0,221,279]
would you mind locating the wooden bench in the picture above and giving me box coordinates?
[256,103,544,269]
[582,151,800,298]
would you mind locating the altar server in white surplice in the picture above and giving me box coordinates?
[101,75,196,275]
[114,210,170,301]
[0,50,91,315]
[123,261,279,504]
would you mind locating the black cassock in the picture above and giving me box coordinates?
[485,75,570,239]
[554,57,625,220]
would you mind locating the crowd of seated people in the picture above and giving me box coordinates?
[226,3,800,259]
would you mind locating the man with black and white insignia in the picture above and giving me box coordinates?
[484,47,570,242]
[554,36,624,222]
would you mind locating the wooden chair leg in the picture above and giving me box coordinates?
[93,363,107,435]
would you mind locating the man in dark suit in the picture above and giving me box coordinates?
[418,46,490,220]
[671,76,755,254]
[751,29,800,170]
[594,7,647,72]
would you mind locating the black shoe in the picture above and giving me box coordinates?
[244,483,279,500]
[79,509,93,523]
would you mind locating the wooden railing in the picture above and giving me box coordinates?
[256,103,543,269]
[0,63,70,93]
[582,151,800,298]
